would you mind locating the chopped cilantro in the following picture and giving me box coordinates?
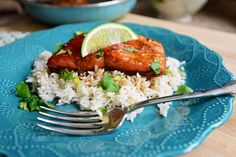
[18,95,55,112]
[16,81,31,98]
[55,44,63,52]
[165,67,170,75]
[56,49,66,55]
[55,49,73,56]
[59,69,76,81]
[101,72,120,93]
[73,76,81,86]
[37,97,56,109]
[59,69,80,84]
[27,95,41,111]
[151,61,161,74]
[55,43,73,56]
[176,85,193,94]
[16,82,56,112]
[114,75,123,81]
[67,50,73,55]
[19,101,28,111]
[179,69,186,76]
[74,31,87,36]
[99,107,108,116]
[96,49,104,57]
[125,47,138,52]
[46,103,56,109]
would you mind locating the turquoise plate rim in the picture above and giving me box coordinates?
[0,22,234,157]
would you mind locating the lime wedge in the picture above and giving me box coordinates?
[81,23,137,57]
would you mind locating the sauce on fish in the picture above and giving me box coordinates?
[47,33,166,76]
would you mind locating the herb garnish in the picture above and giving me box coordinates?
[73,77,81,86]
[59,69,77,81]
[56,49,66,55]
[114,75,123,81]
[19,95,55,112]
[176,85,193,94]
[99,107,108,116]
[74,31,87,36]
[96,49,104,57]
[55,49,73,56]
[19,101,28,111]
[16,81,31,98]
[125,47,138,52]
[179,69,186,77]
[151,61,161,74]
[66,50,73,55]
[16,82,56,111]
[56,44,63,52]
[54,43,73,56]
[101,72,120,93]
[165,67,170,75]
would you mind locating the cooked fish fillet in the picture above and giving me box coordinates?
[47,34,166,76]
[103,36,166,76]
[47,34,105,72]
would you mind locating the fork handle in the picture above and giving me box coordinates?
[128,80,236,112]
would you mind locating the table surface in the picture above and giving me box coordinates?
[1,13,236,157]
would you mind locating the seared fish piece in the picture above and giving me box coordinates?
[103,36,166,76]
[47,34,166,76]
[47,34,105,72]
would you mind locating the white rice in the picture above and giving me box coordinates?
[26,51,185,121]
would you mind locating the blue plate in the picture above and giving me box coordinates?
[0,22,234,157]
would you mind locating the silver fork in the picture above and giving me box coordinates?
[37,80,236,135]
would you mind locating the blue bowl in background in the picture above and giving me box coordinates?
[19,0,137,25]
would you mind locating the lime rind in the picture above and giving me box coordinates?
[81,23,137,57]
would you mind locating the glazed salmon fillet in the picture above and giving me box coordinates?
[47,34,105,72]
[47,34,166,76]
[103,36,166,76]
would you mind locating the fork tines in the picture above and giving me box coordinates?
[37,106,105,135]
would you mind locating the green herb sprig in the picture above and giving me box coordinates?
[74,31,87,36]
[16,81,31,98]
[151,61,161,74]
[99,107,108,116]
[100,72,120,93]
[96,49,104,57]
[55,49,73,56]
[125,47,138,52]
[176,85,193,95]
[54,43,73,56]
[165,67,170,75]
[16,82,55,112]
[59,69,76,81]
[55,44,63,52]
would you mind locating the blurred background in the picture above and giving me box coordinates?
[133,0,236,33]
[0,0,236,33]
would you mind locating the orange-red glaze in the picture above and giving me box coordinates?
[47,34,166,76]
[47,34,105,72]
[103,36,166,76]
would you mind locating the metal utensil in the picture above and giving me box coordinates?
[37,80,236,135]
